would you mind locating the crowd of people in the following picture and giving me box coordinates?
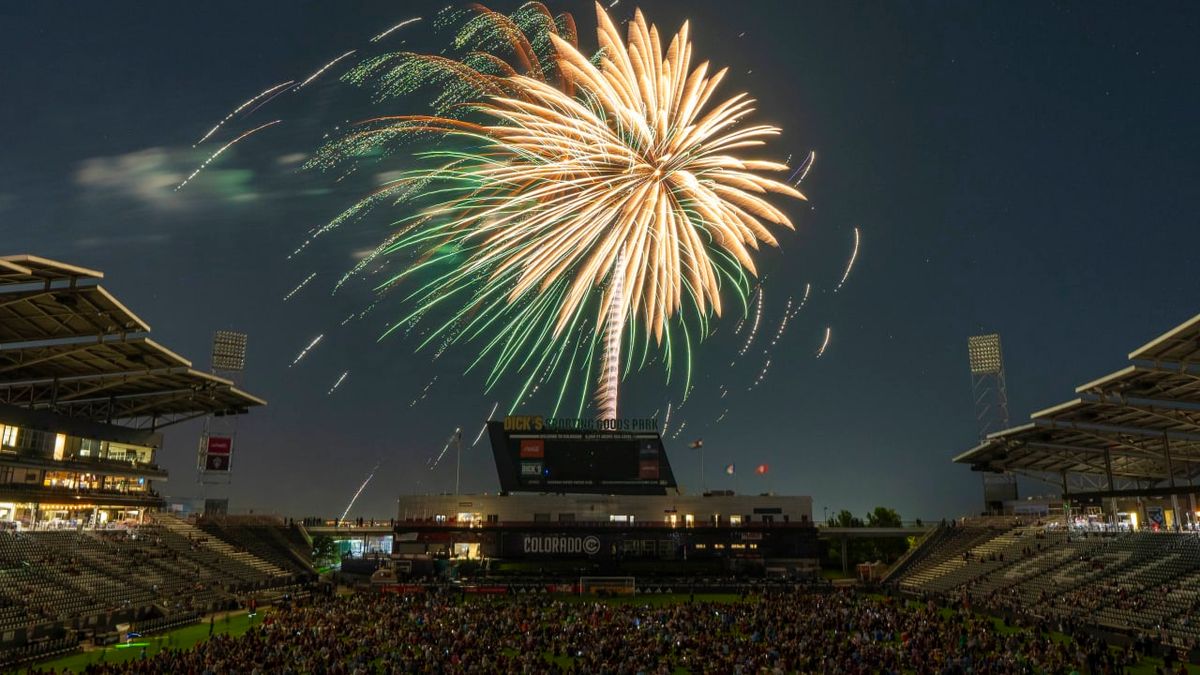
[22,588,1185,674]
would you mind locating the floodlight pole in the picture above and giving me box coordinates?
[454,429,463,495]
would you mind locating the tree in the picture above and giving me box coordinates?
[866,506,902,528]
[829,509,864,528]
[312,535,340,568]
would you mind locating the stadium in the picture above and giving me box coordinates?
[7,1,1200,672]
[1,253,1199,673]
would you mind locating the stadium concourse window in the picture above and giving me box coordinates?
[609,514,634,523]
[533,513,551,522]
[558,513,575,522]
[684,514,695,527]
[434,514,447,523]
[729,515,742,526]
[0,424,17,448]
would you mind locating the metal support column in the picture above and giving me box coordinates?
[1164,433,1177,488]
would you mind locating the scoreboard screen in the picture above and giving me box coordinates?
[488,419,677,495]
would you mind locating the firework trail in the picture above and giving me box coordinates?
[787,150,816,185]
[283,272,317,302]
[799,283,812,312]
[318,3,804,418]
[671,420,688,440]
[327,371,349,395]
[428,428,460,470]
[176,119,281,191]
[816,326,832,358]
[471,401,500,447]
[339,312,356,327]
[834,226,860,293]
[661,401,673,435]
[733,288,764,364]
[409,376,438,408]
[339,461,380,524]
[246,84,295,116]
[296,50,356,91]
[370,17,422,43]
[289,331,326,365]
[194,81,293,147]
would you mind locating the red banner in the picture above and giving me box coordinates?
[519,439,545,458]
[638,459,659,479]
[206,436,232,455]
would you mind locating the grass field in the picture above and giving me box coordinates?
[23,611,267,674]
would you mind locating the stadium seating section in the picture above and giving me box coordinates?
[889,521,1200,646]
[0,514,312,666]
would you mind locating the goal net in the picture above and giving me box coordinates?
[579,576,636,596]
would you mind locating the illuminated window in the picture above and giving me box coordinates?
[729,515,743,526]
[684,514,695,528]
[694,543,707,550]
[1,426,17,448]
[53,434,66,461]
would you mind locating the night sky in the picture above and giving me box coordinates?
[2,1,1198,522]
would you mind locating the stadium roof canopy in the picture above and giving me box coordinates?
[0,254,264,429]
[955,312,1200,495]
[0,255,104,287]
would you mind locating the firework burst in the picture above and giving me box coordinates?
[320,3,805,417]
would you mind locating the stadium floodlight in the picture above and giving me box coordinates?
[967,334,1003,375]
[212,330,248,372]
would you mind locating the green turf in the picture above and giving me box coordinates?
[23,611,267,674]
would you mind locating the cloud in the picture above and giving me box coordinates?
[277,152,308,166]
[75,146,258,211]
[70,233,172,249]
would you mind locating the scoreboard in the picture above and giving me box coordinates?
[488,418,677,495]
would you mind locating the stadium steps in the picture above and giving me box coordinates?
[894,527,1004,591]
[150,514,292,579]
[880,525,946,585]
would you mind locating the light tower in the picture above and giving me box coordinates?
[967,333,1017,513]
[197,331,248,513]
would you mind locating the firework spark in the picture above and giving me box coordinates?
[323,3,804,416]
[340,461,380,523]
[409,375,438,407]
[176,119,281,191]
[283,272,317,301]
[195,81,293,146]
[733,287,764,364]
[297,51,357,90]
[327,370,350,395]
[787,150,815,185]
[370,17,422,43]
[290,333,324,367]
[471,401,500,447]
[834,226,860,292]
[816,326,831,358]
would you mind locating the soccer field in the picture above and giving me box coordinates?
[23,611,266,674]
